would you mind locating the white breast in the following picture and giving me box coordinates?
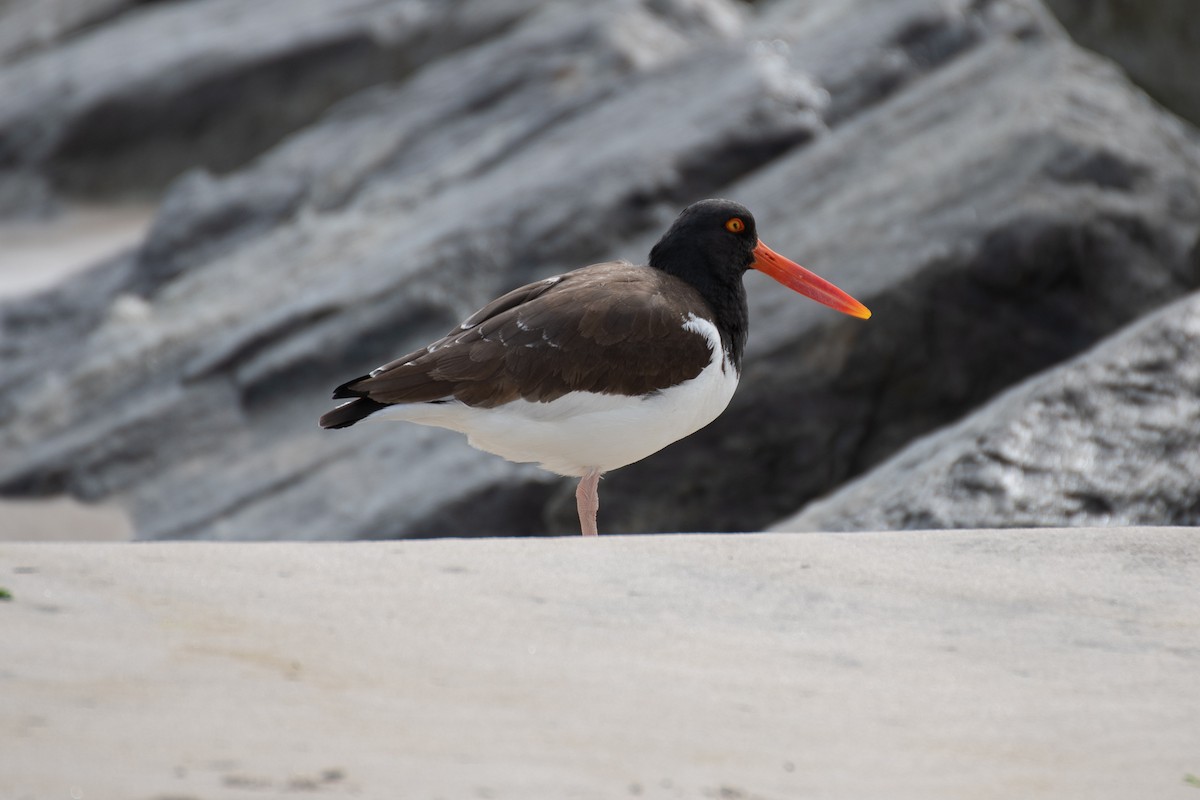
[372,315,740,477]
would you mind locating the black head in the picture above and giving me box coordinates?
[648,199,759,282]
[645,199,871,368]
[650,198,872,324]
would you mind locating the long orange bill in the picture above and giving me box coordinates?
[751,240,871,320]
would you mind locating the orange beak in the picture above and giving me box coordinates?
[752,240,871,320]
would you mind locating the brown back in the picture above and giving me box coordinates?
[345,262,718,408]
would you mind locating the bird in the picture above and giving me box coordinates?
[320,199,870,536]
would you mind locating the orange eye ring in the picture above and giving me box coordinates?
[725,217,745,233]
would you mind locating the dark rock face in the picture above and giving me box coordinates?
[775,289,1200,531]
[1045,0,1200,127]
[2,0,1200,538]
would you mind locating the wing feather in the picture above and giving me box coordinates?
[333,262,717,409]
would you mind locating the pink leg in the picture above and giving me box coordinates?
[575,469,602,536]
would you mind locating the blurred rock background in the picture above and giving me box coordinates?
[0,0,1198,539]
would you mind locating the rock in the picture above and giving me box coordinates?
[1,0,1200,539]
[0,0,141,64]
[0,0,547,206]
[585,3,1200,532]
[1045,0,1200,128]
[0,0,789,538]
[775,288,1200,531]
[0,169,56,218]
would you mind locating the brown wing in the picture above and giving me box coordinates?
[336,262,717,409]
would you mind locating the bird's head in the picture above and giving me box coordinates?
[650,199,871,320]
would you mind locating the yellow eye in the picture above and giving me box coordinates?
[725,217,745,233]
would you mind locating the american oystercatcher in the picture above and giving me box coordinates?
[320,199,870,535]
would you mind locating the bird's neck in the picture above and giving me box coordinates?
[704,279,749,372]
[649,254,749,371]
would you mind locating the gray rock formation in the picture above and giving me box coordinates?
[1045,0,1200,128]
[0,0,141,64]
[0,0,546,208]
[2,0,1200,538]
[775,289,1200,531]
[582,1,1200,532]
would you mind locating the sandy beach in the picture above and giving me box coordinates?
[4,528,1198,799]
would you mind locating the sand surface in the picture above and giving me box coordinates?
[3,528,1198,799]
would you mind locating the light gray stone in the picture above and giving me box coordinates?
[0,0,139,64]
[0,0,546,202]
[776,289,1200,531]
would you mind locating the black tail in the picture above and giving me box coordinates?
[332,374,370,399]
[321,372,386,429]
[319,396,390,429]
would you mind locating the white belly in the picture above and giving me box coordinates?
[371,316,739,477]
